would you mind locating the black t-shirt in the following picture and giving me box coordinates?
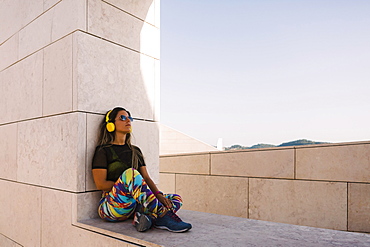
[92,144,145,182]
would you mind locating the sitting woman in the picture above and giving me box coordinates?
[91,107,192,233]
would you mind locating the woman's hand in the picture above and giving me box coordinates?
[138,166,174,209]
[156,193,173,210]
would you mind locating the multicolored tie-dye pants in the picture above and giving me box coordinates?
[98,168,183,221]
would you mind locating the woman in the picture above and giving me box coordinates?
[92,107,192,233]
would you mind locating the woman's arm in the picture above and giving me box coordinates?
[92,169,115,191]
[139,166,173,209]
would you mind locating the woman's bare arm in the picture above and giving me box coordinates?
[92,169,115,191]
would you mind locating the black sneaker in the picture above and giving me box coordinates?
[132,212,152,232]
[154,211,192,233]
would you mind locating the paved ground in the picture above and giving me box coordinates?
[79,210,370,247]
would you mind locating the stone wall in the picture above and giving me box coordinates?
[0,0,160,246]
[159,141,370,233]
[160,124,218,155]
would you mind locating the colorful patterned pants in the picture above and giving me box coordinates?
[98,168,183,222]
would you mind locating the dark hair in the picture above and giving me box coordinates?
[97,107,143,169]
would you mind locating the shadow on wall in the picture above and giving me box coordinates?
[0,0,160,237]
[83,0,161,192]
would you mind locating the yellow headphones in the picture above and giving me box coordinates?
[105,110,115,132]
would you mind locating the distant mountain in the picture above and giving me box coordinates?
[278,139,328,147]
[250,143,276,149]
[224,139,329,150]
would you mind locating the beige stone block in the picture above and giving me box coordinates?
[0,180,41,246]
[88,0,141,51]
[73,221,160,247]
[73,32,156,120]
[348,183,370,232]
[154,0,160,28]
[50,0,86,41]
[0,33,18,71]
[159,173,176,194]
[18,9,52,58]
[41,188,134,247]
[159,125,218,155]
[139,53,157,114]
[85,113,103,191]
[131,120,160,183]
[17,113,86,192]
[249,178,347,230]
[70,228,135,247]
[104,0,158,26]
[0,51,43,124]
[41,188,73,247]
[0,234,22,247]
[176,174,248,218]
[18,0,86,59]
[87,0,159,58]
[43,0,61,11]
[43,34,73,115]
[160,154,210,175]
[154,59,160,121]
[0,123,17,180]
[72,191,101,222]
[296,144,370,182]
[0,0,43,44]
[140,22,160,59]
[211,149,294,179]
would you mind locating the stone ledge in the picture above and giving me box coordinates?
[76,210,370,247]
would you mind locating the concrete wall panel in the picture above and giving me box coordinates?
[18,0,86,59]
[85,113,103,191]
[0,180,42,247]
[159,125,217,155]
[50,0,86,41]
[43,34,73,115]
[0,34,18,71]
[0,51,43,124]
[0,0,43,44]
[17,113,86,192]
[177,174,248,218]
[131,120,160,183]
[0,234,22,247]
[159,173,176,194]
[211,149,294,179]
[249,178,347,230]
[72,191,102,222]
[160,154,210,175]
[44,0,61,11]
[104,0,158,26]
[348,183,370,232]
[0,123,17,180]
[154,59,160,121]
[73,32,157,120]
[87,0,159,58]
[18,9,52,59]
[140,21,160,58]
[42,188,134,247]
[1,0,160,244]
[41,188,73,246]
[296,144,370,182]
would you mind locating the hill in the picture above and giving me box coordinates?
[225,139,328,151]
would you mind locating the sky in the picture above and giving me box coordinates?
[159,0,370,147]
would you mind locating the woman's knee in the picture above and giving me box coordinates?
[121,168,142,181]
[166,193,183,202]
[122,168,140,176]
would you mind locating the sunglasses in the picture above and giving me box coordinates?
[118,115,134,122]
